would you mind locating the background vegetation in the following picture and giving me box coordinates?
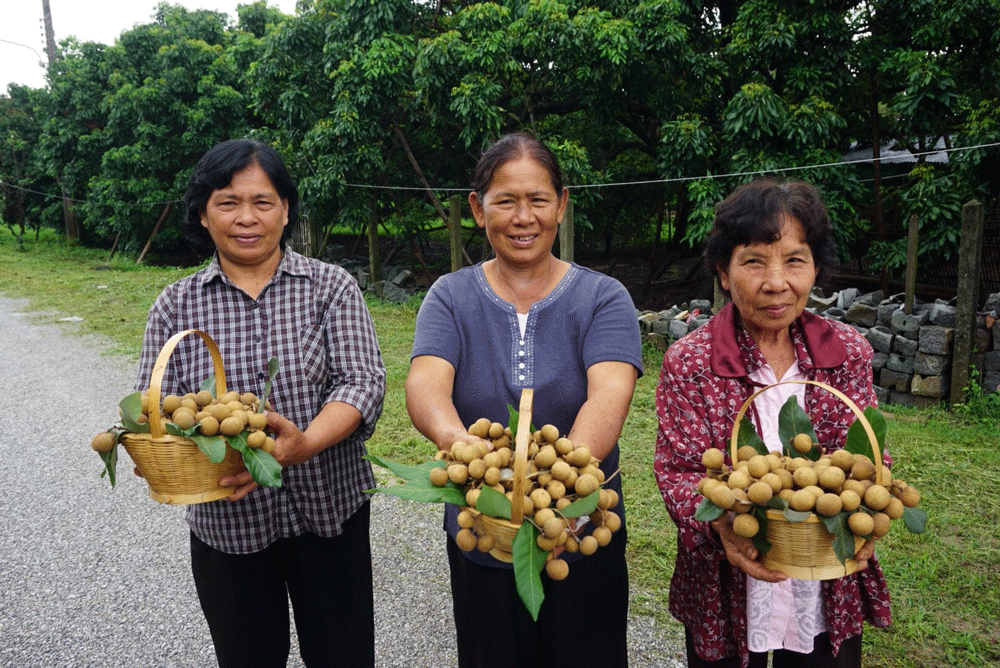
[2,231,997,667]
[2,0,999,293]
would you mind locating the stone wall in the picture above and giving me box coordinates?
[639,289,1000,408]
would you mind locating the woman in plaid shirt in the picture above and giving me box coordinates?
[135,139,385,667]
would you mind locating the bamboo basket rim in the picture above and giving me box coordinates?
[122,329,240,504]
[727,379,881,580]
[467,387,533,562]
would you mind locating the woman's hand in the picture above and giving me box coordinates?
[711,511,788,583]
[853,537,877,572]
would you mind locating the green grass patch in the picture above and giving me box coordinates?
[2,228,997,666]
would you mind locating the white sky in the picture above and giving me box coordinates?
[1,0,298,92]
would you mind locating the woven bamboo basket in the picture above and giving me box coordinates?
[728,380,885,580]
[121,329,245,505]
[467,388,534,563]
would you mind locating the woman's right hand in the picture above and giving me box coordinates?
[711,511,788,583]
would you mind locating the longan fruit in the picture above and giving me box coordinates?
[702,448,725,470]
[842,479,867,497]
[554,437,574,456]
[737,445,758,462]
[468,458,487,480]
[815,493,843,517]
[477,533,496,553]
[747,455,770,479]
[568,446,592,468]
[545,558,569,581]
[792,433,814,454]
[534,508,556,526]
[747,481,773,505]
[448,464,469,485]
[465,488,481,508]
[830,449,855,471]
[848,511,875,537]
[171,407,197,430]
[579,535,599,555]
[604,511,622,532]
[240,392,257,406]
[792,465,819,489]
[884,496,905,520]
[773,468,795,490]
[534,445,558,469]
[247,430,267,449]
[538,424,560,443]
[219,416,244,436]
[429,467,450,487]
[261,437,276,454]
[546,480,566,501]
[484,467,501,487]
[601,489,619,510]
[789,489,816,512]
[840,489,862,512]
[727,470,752,491]
[759,472,783,495]
[899,485,920,508]
[732,513,760,538]
[488,422,505,439]
[851,459,877,482]
[195,390,215,407]
[247,412,267,430]
[864,485,891,511]
[530,488,552,510]
[161,395,183,415]
[543,517,567,539]
[91,432,115,453]
[574,473,600,497]
[455,528,478,551]
[818,466,846,492]
[592,526,613,547]
[537,534,558,551]
[209,402,231,422]
[872,512,891,538]
[457,509,475,529]
[709,484,736,510]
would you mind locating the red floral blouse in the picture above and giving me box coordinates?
[654,303,892,666]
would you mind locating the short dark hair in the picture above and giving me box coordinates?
[471,133,564,197]
[705,178,836,291]
[184,139,300,252]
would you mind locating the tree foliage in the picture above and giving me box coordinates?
[0,0,996,279]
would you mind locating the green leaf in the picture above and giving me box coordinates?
[736,417,768,456]
[822,512,857,566]
[778,396,818,459]
[226,432,282,487]
[558,490,600,519]
[844,406,886,464]
[750,505,772,556]
[364,454,444,482]
[902,506,928,534]
[694,495,725,522]
[507,403,519,434]
[476,485,512,520]
[260,357,279,413]
[367,483,466,505]
[98,442,119,487]
[200,375,217,395]
[188,433,227,464]
[119,392,149,433]
[782,507,812,523]
[512,521,546,621]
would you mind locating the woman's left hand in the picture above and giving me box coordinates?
[853,537,877,572]
[220,410,316,501]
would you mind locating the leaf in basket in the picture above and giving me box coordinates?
[821,512,856,566]
[98,442,119,487]
[750,505,772,556]
[226,433,282,487]
[260,357,279,413]
[507,403,518,435]
[200,375,217,396]
[694,496,725,522]
[119,392,149,433]
[736,418,768,457]
[364,454,444,483]
[558,490,600,519]
[844,406,886,465]
[778,396,818,459]
[187,433,227,464]
[476,485,513,520]
[366,482,467,505]
[902,506,928,534]
[782,506,812,523]
[512,521,546,621]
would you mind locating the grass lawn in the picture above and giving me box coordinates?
[2,229,997,667]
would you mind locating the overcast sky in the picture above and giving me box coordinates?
[1,0,298,92]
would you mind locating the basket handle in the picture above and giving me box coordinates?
[146,329,227,439]
[509,388,534,526]
[727,380,884,485]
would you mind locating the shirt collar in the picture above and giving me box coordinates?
[708,301,847,378]
[197,247,310,288]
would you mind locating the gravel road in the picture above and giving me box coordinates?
[0,294,683,667]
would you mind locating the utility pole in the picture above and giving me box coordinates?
[40,0,80,243]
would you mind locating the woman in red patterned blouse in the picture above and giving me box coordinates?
[654,178,892,668]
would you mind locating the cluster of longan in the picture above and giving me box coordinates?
[698,434,921,540]
[430,418,622,581]
[92,389,275,453]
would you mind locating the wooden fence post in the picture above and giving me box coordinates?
[368,208,382,283]
[904,214,918,314]
[950,200,985,405]
[559,197,574,262]
[449,194,463,273]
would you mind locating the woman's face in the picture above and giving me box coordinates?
[718,215,818,343]
[469,156,567,270]
[200,162,288,271]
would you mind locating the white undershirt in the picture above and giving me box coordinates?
[517,312,528,338]
[745,361,827,654]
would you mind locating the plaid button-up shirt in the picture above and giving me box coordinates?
[135,249,385,554]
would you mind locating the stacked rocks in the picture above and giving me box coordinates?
[637,287,1000,408]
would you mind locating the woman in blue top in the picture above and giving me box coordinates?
[406,133,643,667]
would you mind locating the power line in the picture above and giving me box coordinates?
[3,141,998,206]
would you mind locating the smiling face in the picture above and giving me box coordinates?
[718,215,818,344]
[200,161,289,273]
[469,156,568,272]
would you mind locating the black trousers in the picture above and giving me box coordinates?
[684,628,862,668]
[190,501,374,668]
[447,526,630,668]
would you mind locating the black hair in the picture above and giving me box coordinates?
[705,178,837,293]
[183,139,299,252]
[470,133,564,198]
